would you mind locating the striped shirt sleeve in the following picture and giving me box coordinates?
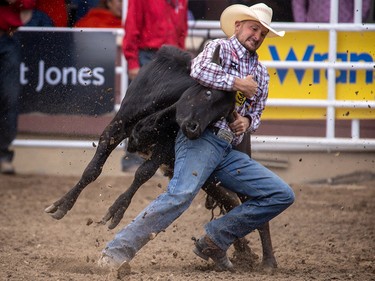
[190,40,236,91]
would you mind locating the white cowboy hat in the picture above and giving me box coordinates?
[220,3,285,38]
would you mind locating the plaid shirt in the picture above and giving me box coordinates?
[190,36,269,146]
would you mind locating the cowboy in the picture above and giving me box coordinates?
[98,3,295,275]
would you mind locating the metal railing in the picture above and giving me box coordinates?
[14,0,375,152]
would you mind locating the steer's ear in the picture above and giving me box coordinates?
[211,44,221,65]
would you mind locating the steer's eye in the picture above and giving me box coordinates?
[206,90,212,97]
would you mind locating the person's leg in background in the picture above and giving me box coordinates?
[121,138,144,172]
[121,49,158,172]
[0,34,21,174]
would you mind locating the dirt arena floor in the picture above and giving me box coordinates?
[1,172,374,281]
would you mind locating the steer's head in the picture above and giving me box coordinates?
[176,45,235,139]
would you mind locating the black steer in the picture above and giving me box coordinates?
[45,45,277,269]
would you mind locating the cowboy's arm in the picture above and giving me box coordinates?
[244,66,269,133]
[233,76,258,99]
[191,40,257,99]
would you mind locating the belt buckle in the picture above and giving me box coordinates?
[216,128,234,143]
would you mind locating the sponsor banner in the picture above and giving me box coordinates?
[257,31,375,119]
[16,31,117,115]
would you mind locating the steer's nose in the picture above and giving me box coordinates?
[182,121,201,139]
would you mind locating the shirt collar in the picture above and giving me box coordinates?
[229,35,258,61]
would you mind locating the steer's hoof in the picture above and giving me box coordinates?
[44,204,67,220]
[262,257,278,271]
[44,204,58,213]
[50,210,67,220]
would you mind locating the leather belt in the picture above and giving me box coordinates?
[209,126,234,144]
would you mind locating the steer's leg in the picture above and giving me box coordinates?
[45,115,127,220]
[201,181,241,211]
[100,141,174,229]
[100,157,162,229]
[258,221,277,269]
[234,132,277,269]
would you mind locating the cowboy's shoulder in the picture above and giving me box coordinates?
[255,60,270,82]
[257,60,269,74]
[252,53,266,71]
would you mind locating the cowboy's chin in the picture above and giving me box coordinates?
[244,40,258,52]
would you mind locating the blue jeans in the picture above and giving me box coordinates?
[103,129,295,263]
[0,34,21,162]
[138,49,157,67]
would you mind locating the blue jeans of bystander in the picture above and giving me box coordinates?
[0,34,21,163]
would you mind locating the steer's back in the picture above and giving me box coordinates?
[120,46,196,124]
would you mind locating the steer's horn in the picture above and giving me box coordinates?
[212,44,221,65]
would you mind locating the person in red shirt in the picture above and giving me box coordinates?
[121,0,188,171]
[35,0,67,27]
[0,0,35,174]
[0,0,35,31]
[123,0,188,80]
[74,0,123,28]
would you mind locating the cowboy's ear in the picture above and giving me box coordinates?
[234,20,242,30]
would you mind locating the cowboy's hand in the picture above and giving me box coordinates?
[234,75,258,99]
[229,112,250,136]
